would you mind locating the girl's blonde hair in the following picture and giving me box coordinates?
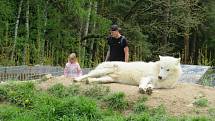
[68,53,77,62]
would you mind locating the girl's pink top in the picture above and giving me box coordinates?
[64,62,82,77]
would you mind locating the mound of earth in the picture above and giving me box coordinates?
[37,76,215,116]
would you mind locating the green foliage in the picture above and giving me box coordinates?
[48,83,69,98]
[208,108,215,117]
[83,84,110,100]
[193,98,208,107]
[48,83,81,98]
[200,68,215,87]
[0,82,215,121]
[126,113,151,121]
[0,104,21,121]
[0,0,215,66]
[3,82,35,109]
[103,92,128,111]
[54,96,102,121]
[0,86,7,101]
[133,102,148,113]
[133,96,148,113]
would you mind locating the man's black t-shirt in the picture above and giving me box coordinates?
[107,36,128,61]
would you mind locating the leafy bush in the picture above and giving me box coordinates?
[0,81,215,121]
[200,68,215,87]
[133,102,148,113]
[126,112,150,121]
[103,92,128,111]
[83,84,110,100]
[67,84,81,96]
[4,82,35,109]
[0,104,20,121]
[133,96,149,113]
[0,86,7,101]
[208,108,215,117]
[54,96,102,120]
[47,83,68,98]
[48,83,80,98]
[193,98,208,107]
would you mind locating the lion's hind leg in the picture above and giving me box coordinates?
[87,76,115,84]
[74,67,116,82]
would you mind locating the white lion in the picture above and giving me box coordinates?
[75,56,182,94]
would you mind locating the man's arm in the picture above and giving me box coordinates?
[124,46,129,62]
[105,47,110,61]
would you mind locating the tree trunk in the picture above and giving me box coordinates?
[191,30,197,64]
[40,0,48,64]
[89,2,97,67]
[11,0,23,60]
[81,2,92,67]
[163,0,170,44]
[3,21,9,57]
[5,21,9,46]
[36,4,41,64]
[184,32,189,64]
[24,0,30,65]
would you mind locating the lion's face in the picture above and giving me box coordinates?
[158,56,181,80]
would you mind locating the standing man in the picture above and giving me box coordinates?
[105,25,129,62]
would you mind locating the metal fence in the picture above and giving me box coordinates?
[0,66,64,82]
[0,65,92,82]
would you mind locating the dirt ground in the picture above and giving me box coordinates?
[37,76,215,116]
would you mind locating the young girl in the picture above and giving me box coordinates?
[64,53,82,78]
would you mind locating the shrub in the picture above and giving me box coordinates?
[193,98,208,107]
[103,92,128,111]
[83,84,110,100]
[208,108,215,117]
[126,113,150,121]
[47,84,81,98]
[133,102,148,113]
[47,83,68,98]
[67,84,81,96]
[0,86,7,101]
[0,104,20,121]
[54,96,102,121]
[133,96,149,113]
[5,82,35,109]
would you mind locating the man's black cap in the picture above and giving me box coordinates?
[110,25,121,31]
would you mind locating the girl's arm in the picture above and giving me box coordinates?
[77,63,83,76]
[64,63,69,76]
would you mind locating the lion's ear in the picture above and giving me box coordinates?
[176,58,181,65]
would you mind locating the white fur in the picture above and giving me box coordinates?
[75,56,182,93]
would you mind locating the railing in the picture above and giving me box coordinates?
[0,65,64,82]
[0,65,92,82]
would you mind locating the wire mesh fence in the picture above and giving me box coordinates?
[0,65,92,82]
[0,65,64,82]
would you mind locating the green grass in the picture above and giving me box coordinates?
[208,108,215,117]
[83,84,110,100]
[193,98,208,107]
[133,96,148,113]
[0,81,214,121]
[200,68,215,87]
[103,92,128,111]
